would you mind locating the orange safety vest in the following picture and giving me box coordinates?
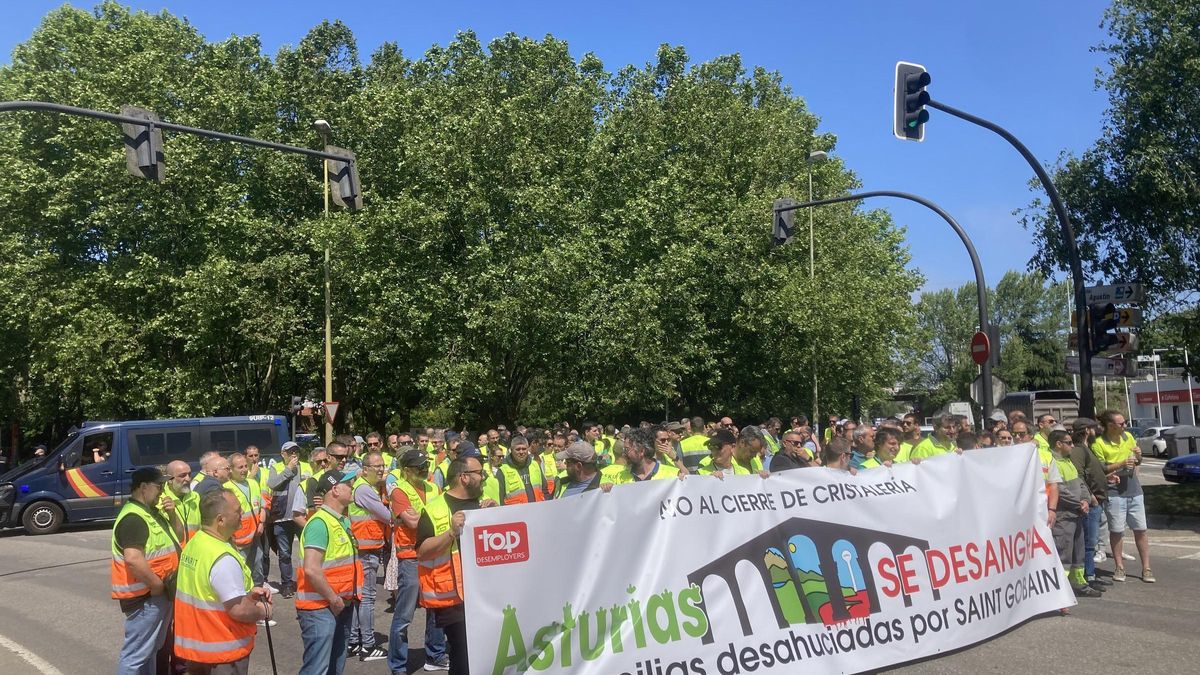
[224,478,261,548]
[111,501,180,599]
[418,494,464,609]
[347,477,388,551]
[173,530,256,664]
[296,507,363,610]
[391,477,439,560]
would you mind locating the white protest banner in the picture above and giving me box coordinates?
[462,444,1073,675]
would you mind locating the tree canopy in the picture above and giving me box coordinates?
[902,271,1072,414]
[1022,0,1199,367]
[0,2,922,446]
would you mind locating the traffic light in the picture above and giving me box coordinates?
[1089,303,1120,352]
[772,198,796,246]
[893,62,930,142]
[325,145,363,211]
[121,105,165,182]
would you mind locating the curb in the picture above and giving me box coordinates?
[1147,513,1200,530]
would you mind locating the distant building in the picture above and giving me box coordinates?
[1130,376,1199,427]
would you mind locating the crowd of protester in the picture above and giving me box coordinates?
[111,408,1151,675]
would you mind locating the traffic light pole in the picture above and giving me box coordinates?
[0,100,351,163]
[775,190,994,418]
[925,99,1094,417]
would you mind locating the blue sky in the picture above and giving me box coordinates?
[2,0,1113,293]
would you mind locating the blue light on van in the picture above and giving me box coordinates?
[274,418,281,425]
[20,485,30,493]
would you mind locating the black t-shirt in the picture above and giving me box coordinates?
[415,493,480,626]
[114,514,152,612]
[769,451,810,473]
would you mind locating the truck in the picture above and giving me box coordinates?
[0,415,289,535]
[996,390,1080,425]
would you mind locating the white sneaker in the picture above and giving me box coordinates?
[256,619,278,627]
[1122,552,1136,561]
[1093,550,1106,563]
[265,582,281,594]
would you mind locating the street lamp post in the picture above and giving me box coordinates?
[313,119,334,444]
[806,150,827,435]
[775,189,995,418]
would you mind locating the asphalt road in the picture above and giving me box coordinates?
[1139,458,1172,487]
[0,523,436,675]
[1,519,1197,674]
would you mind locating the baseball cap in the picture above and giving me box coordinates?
[556,441,596,464]
[314,468,358,495]
[444,430,461,443]
[399,448,428,468]
[665,421,683,432]
[281,441,300,452]
[456,441,481,459]
[131,466,169,489]
[1071,417,1099,431]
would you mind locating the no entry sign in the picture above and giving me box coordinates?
[971,330,990,366]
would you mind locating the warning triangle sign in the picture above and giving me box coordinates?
[324,402,340,422]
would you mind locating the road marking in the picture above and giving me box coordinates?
[0,633,66,675]
[1151,542,1200,550]
[1181,552,1200,561]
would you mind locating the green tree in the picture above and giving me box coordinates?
[902,271,1071,413]
[0,3,923,449]
[1022,0,1199,311]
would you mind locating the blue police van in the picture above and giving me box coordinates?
[0,415,290,535]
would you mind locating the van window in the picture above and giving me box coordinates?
[129,430,195,465]
[81,432,115,466]
[208,426,274,455]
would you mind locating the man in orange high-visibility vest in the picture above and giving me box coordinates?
[112,466,182,675]
[174,488,273,674]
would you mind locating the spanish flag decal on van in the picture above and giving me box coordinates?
[64,468,106,498]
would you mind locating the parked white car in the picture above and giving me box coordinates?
[1136,426,1172,458]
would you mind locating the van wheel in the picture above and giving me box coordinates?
[22,501,64,535]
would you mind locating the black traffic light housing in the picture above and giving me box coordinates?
[1089,303,1120,353]
[325,145,363,211]
[121,105,165,182]
[772,198,796,246]
[894,62,930,142]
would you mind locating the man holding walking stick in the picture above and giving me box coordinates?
[174,488,273,674]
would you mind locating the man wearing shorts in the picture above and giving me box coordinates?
[1090,410,1152,583]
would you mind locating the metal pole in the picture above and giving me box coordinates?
[323,153,334,445]
[807,164,819,428]
[1187,347,1197,426]
[1152,356,1162,427]
[776,189,993,417]
[927,99,1094,417]
[1103,376,1108,409]
[1068,289,1078,394]
[1124,376,1132,423]
[0,100,351,163]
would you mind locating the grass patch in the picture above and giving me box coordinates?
[1142,483,1200,516]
